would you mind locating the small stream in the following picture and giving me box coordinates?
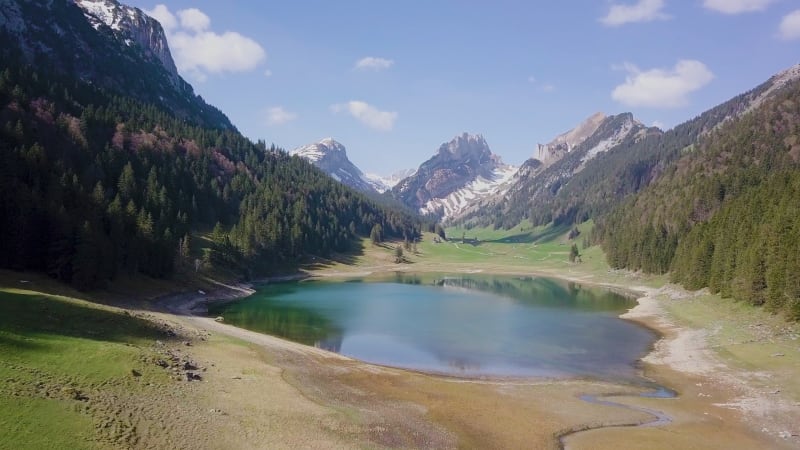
[559,385,677,449]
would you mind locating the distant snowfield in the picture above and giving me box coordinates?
[420,165,518,221]
[364,169,416,193]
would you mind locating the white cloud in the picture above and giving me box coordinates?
[703,0,773,14]
[144,4,266,80]
[265,106,297,126]
[779,10,800,40]
[354,57,394,71]
[331,101,397,131]
[527,76,537,83]
[652,120,665,129]
[146,4,176,31]
[263,69,273,77]
[611,60,714,108]
[177,8,210,32]
[600,0,669,26]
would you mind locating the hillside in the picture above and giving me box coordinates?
[0,0,420,289]
[597,65,800,318]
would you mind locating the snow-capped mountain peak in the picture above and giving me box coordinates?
[291,138,380,194]
[392,133,517,221]
[77,0,127,31]
[73,0,179,83]
[292,137,347,163]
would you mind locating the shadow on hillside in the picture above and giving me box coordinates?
[297,242,366,272]
[0,291,166,346]
[460,224,572,246]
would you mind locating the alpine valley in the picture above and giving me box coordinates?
[1,1,800,449]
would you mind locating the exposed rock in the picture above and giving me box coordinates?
[185,372,202,381]
[291,138,379,194]
[392,133,517,221]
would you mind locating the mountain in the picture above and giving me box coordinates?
[291,138,379,194]
[536,112,607,167]
[75,0,179,82]
[467,61,800,232]
[460,113,650,228]
[597,64,800,318]
[364,169,416,194]
[392,133,517,221]
[0,0,231,129]
[0,0,419,289]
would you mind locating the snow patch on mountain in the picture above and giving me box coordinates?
[744,63,800,115]
[74,0,180,79]
[77,0,122,30]
[364,169,416,193]
[291,138,380,194]
[581,115,640,164]
[291,137,344,163]
[420,164,517,221]
[537,112,606,167]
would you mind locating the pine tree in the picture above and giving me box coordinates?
[370,224,383,245]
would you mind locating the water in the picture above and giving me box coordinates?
[209,273,656,380]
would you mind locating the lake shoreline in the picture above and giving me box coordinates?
[155,266,797,448]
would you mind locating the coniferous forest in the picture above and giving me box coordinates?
[596,78,800,318]
[0,47,420,290]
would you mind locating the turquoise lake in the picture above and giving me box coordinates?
[209,273,656,380]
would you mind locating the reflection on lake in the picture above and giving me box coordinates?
[209,273,655,379]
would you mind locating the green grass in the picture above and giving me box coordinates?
[0,289,171,449]
[413,221,591,273]
[662,292,800,390]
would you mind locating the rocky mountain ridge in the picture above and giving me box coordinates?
[0,0,231,129]
[291,138,381,194]
[391,133,517,220]
[75,0,179,85]
[536,112,607,167]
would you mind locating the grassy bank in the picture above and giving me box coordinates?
[0,288,171,448]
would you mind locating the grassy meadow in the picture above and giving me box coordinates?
[0,287,177,449]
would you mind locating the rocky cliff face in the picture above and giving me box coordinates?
[75,0,179,85]
[291,138,379,194]
[392,133,516,219]
[0,0,231,129]
[508,113,649,199]
[536,112,606,167]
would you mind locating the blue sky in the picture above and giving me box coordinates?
[125,0,800,175]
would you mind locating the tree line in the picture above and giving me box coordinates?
[0,52,420,289]
[596,77,800,318]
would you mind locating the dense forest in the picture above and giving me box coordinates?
[596,77,800,318]
[0,48,420,289]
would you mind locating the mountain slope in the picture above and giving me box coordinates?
[597,64,800,318]
[392,133,517,220]
[0,0,419,289]
[460,113,650,228]
[0,0,231,129]
[364,169,416,193]
[536,112,607,167]
[290,138,379,194]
